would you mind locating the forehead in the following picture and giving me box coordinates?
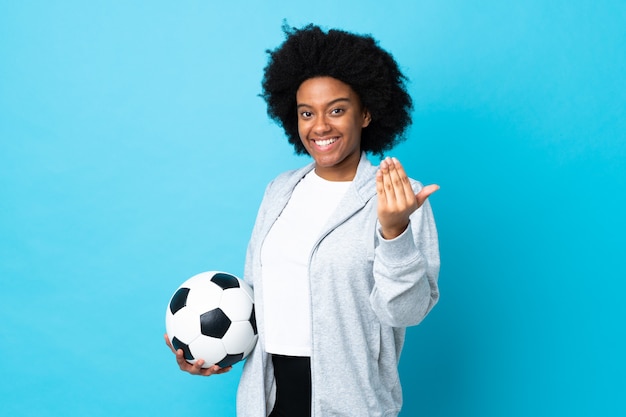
[296,76,359,105]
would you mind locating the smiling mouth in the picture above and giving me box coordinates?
[313,137,338,147]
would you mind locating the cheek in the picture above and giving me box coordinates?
[297,121,307,141]
[345,120,362,138]
[297,118,316,139]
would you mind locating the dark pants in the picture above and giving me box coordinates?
[269,354,311,417]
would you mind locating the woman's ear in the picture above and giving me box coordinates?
[362,110,372,128]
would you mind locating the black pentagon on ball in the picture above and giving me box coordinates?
[250,308,257,335]
[210,272,240,290]
[169,287,190,315]
[171,336,194,361]
[217,353,244,368]
[200,308,231,338]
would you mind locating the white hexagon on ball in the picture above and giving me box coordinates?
[222,321,256,353]
[189,336,227,367]
[169,307,200,343]
[189,285,222,312]
[220,288,253,321]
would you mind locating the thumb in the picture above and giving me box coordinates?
[416,184,440,208]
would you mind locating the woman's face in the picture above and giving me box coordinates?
[296,76,370,181]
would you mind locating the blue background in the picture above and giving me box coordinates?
[1,1,624,416]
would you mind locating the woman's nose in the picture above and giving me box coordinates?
[313,115,331,134]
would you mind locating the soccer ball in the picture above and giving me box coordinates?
[165,271,258,368]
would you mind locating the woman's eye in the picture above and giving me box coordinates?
[301,111,312,118]
[331,108,344,115]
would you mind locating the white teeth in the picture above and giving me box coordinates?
[314,138,337,146]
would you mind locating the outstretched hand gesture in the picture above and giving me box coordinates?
[164,333,232,376]
[376,157,439,240]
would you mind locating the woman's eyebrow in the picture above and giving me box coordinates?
[296,97,351,109]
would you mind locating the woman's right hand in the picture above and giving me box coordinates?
[164,333,232,376]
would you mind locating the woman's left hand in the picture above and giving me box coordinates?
[375,157,439,239]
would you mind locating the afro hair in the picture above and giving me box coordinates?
[261,23,413,157]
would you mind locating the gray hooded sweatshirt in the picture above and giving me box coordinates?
[237,153,440,417]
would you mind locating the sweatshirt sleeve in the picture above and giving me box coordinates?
[369,183,440,328]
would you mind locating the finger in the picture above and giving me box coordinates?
[375,169,384,194]
[191,359,208,374]
[213,365,233,375]
[415,184,440,207]
[375,165,388,205]
[386,158,406,204]
[182,359,210,376]
[175,348,190,368]
[197,363,230,377]
[164,334,175,353]
[390,157,417,205]
[378,158,398,205]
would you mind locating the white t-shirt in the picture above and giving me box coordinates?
[261,170,351,356]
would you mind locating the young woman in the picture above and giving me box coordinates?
[167,24,440,417]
